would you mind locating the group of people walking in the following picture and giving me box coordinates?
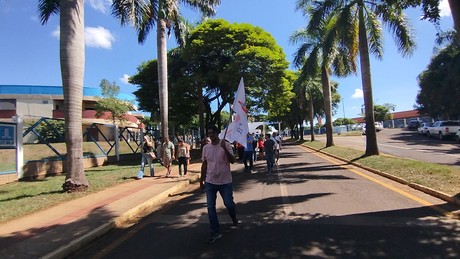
[241,132,282,174]
[200,126,284,244]
[138,135,191,179]
[137,126,283,244]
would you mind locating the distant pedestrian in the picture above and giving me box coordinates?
[201,125,238,244]
[264,133,275,174]
[162,136,175,177]
[252,133,258,161]
[176,138,190,177]
[138,135,155,179]
[257,136,265,160]
[243,133,255,173]
[272,132,282,165]
[236,142,244,162]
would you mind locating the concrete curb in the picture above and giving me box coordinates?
[42,173,201,259]
[301,144,460,207]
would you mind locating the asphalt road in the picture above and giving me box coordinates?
[316,128,460,167]
[71,142,460,258]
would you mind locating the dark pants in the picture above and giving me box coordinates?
[205,183,236,235]
[243,151,253,171]
[237,147,244,161]
[178,157,188,175]
[266,151,274,173]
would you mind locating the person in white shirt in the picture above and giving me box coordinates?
[201,125,238,244]
[271,132,282,165]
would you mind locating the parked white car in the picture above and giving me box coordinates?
[417,122,432,136]
[427,120,460,140]
[362,122,383,135]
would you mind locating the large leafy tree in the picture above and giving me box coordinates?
[303,0,415,156]
[181,19,293,133]
[111,0,220,142]
[129,50,199,128]
[416,42,460,119]
[292,2,356,147]
[38,0,89,192]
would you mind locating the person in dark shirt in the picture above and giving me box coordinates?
[263,133,275,174]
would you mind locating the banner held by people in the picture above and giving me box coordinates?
[220,77,249,148]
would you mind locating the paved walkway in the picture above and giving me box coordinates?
[0,161,218,259]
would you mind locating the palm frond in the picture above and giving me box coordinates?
[303,47,321,76]
[363,6,383,60]
[380,6,416,57]
[292,43,310,68]
[111,0,152,29]
[38,0,60,25]
[335,4,359,58]
[171,16,190,47]
[181,0,221,17]
[137,5,157,44]
[306,0,337,34]
[290,28,312,45]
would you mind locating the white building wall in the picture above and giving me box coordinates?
[16,99,54,118]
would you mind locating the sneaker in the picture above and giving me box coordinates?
[207,233,222,244]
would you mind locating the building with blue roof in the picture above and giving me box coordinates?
[0,84,143,128]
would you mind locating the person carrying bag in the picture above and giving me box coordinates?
[137,135,156,179]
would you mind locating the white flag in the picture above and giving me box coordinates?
[219,78,249,148]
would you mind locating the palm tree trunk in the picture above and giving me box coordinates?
[157,17,169,142]
[309,97,315,142]
[358,6,379,156]
[198,82,205,146]
[321,65,334,147]
[448,0,460,42]
[60,0,88,192]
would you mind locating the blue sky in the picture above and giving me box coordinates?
[0,0,454,119]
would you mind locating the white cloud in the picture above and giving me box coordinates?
[352,88,363,99]
[439,0,451,17]
[87,0,112,14]
[120,74,132,84]
[30,15,39,23]
[51,26,115,49]
[85,26,115,49]
[51,26,60,38]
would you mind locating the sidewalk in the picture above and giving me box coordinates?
[0,163,205,259]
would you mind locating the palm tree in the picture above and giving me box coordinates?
[293,74,323,142]
[291,3,356,147]
[303,0,415,155]
[111,0,220,142]
[38,0,89,192]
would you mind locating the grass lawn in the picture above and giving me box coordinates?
[0,158,152,223]
[0,141,141,163]
[301,140,460,197]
